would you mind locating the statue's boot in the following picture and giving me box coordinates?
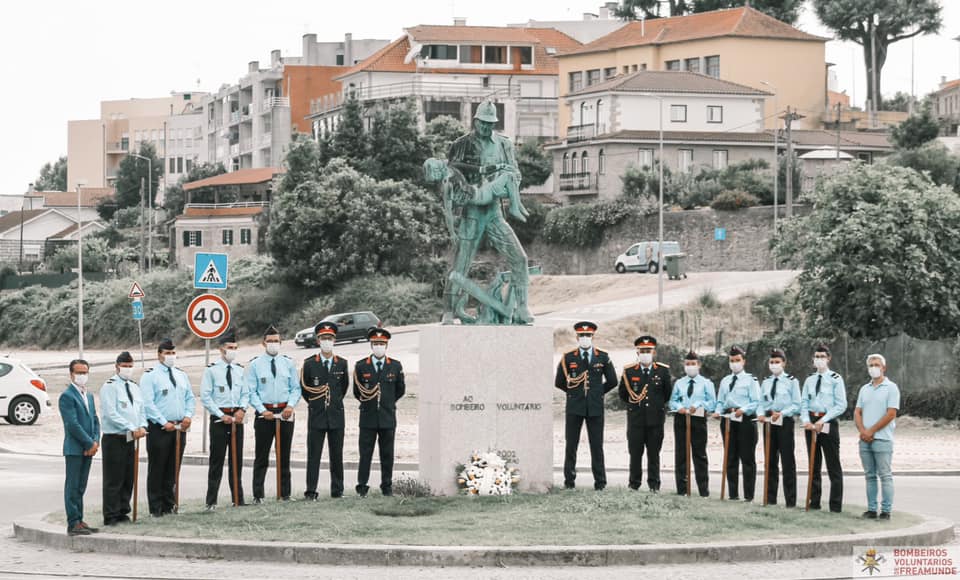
[513,284,534,324]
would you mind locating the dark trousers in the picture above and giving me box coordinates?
[102,434,135,524]
[563,414,606,489]
[64,455,92,528]
[721,417,757,500]
[146,423,186,515]
[673,414,709,496]
[206,420,244,506]
[306,428,345,497]
[627,417,664,490]
[357,428,396,494]
[763,417,797,506]
[253,416,294,499]
[804,420,843,512]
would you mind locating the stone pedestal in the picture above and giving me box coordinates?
[419,325,554,495]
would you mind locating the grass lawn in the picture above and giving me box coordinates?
[52,488,921,546]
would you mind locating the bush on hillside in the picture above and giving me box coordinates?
[710,190,759,211]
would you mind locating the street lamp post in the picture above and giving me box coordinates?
[657,95,664,311]
[76,182,86,358]
[129,153,152,271]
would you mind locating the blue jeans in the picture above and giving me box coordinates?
[859,439,894,513]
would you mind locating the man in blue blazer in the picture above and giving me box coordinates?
[59,359,101,536]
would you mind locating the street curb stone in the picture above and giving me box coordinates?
[13,514,956,567]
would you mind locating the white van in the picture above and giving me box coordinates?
[614,241,681,273]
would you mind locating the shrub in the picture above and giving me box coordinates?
[710,190,759,211]
[697,288,720,309]
[392,475,434,498]
[542,199,638,246]
[507,198,549,246]
[331,275,440,326]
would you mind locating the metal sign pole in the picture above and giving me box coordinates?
[203,338,210,454]
[137,319,145,368]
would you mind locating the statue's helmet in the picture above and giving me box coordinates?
[474,101,498,123]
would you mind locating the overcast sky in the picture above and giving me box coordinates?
[1,0,957,194]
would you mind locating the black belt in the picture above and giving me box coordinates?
[810,412,827,419]
[103,433,129,440]
[219,407,239,414]
[264,403,287,411]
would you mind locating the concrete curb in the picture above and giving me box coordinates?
[12,514,956,567]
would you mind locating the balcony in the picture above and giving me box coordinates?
[229,110,241,124]
[185,201,269,210]
[308,81,524,117]
[566,124,596,144]
[229,143,240,157]
[558,172,597,193]
[105,141,129,154]
[259,133,272,148]
[261,97,290,113]
[241,138,253,152]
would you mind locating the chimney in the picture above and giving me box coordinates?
[303,33,317,65]
[453,17,466,26]
[271,49,282,67]
[345,32,353,67]
[942,75,948,87]
[599,2,617,19]
[248,60,259,73]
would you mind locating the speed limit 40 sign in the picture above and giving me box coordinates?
[186,294,231,340]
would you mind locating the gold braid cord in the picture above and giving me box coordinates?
[354,368,381,403]
[300,367,331,405]
[621,368,648,405]
[561,353,589,393]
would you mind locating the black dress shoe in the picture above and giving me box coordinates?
[67,524,91,536]
[879,512,891,520]
[79,522,99,533]
[563,483,575,490]
[594,484,606,491]
[862,511,878,519]
[331,493,343,499]
[303,492,318,501]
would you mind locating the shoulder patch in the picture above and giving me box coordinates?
[145,367,154,372]
[565,348,579,357]
[831,372,840,378]
[282,354,292,360]
[207,363,215,368]
[622,363,636,370]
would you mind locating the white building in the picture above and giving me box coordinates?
[508,2,626,44]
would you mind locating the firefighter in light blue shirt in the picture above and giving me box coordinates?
[757,348,801,507]
[200,328,248,509]
[799,343,847,513]
[247,324,300,502]
[668,350,715,496]
[855,353,900,520]
[140,338,195,517]
[100,351,146,526]
[713,345,761,502]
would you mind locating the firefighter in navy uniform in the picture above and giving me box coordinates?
[353,328,406,497]
[301,322,349,499]
[555,321,618,490]
[619,335,673,492]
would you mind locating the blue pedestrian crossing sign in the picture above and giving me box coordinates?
[131,299,144,321]
[194,253,229,290]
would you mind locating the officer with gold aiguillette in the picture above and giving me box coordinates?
[619,336,673,493]
[555,321,618,491]
[301,322,349,500]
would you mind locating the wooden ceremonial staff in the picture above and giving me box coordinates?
[275,417,282,500]
[805,428,818,511]
[762,420,771,506]
[685,412,692,497]
[132,437,140,522]
[230,420,240,507]
[720,416,731,500]
[174,426,182,512]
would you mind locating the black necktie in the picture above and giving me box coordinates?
[771,377,779,399]
[124,381,133,403]
[687,378,695,398]
[376,360,382,374]
[325,359,331,372]
[168,367,177,387]
[271,358,277,378]
[729,375,738,391]
[226,366,233,388]
[814,375,822,396]
[581,349,589,364]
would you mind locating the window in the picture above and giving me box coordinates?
[581,150,589,173]
[511,46,533,65]
[587,69,601,86]
[604,67,617,80]
[678,149,694,173]
[670,105,687,123]
[707,105,723,123]
[684,57,700,73]
[571,152,579,173]
[222,230,234,245]
[470,102,505,131]
[186,159,193,173]
[569,71,583,92]
[0,363,12,378]
[631,64,638,72]
[484,45,506,64]
[421,44,458,60]
[705,55,720,77]
[638,148,654,169]
[622,65,630,74]
[182,230,203,247]
[598,149,606,174]
[240,228,252,245]
[712,150,728,169]
[169,157,176,173]
[665,60,680,71]
[857,152,873,164]
[425,100,461,123]
[562,152,569,173]
[177,157,183,174]
[640,63,647,71]
[336,54,344,66]
[459,45,482,63]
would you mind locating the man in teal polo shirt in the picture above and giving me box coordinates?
[854,353,900,521]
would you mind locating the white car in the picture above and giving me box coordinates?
[614,241,681,273]
[0,356,49,425]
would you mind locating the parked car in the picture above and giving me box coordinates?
[0,356,49,425]
[614,241,681,274]
[294,311,383,347]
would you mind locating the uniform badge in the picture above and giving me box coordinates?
[260,377,267,384]
[570,362,578,369]
[219,386,225,393]
[313,377,319,386]
[162,389,169,397]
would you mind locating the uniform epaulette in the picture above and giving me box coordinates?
[282,354,292,360]
[207,363,215,367]
[656,361,669,368]
[236,362,245,368]
[785,374,794,380]
[145,367,154,372]
[623,362,637,370]
[565,348,579,357]
[830,372,840,378]
[595,348,608,355]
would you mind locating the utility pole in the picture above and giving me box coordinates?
[870,16,879,128]
[836,102,842,161]
[139,177,146,272]
[781,107,805,218]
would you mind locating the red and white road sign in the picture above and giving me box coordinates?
[129,281,145,299]
[186,294,231,340]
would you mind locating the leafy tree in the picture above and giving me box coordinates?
[812,0,942,110]
[615,0,686,19]
[516,140,552,190]
[887,142,960,193]
[34,156,67,191]
[425,115,466,158]
[880,90,914,112]
[46,237,113,273]
[331,93,366,165]
[113,142,162,213]
[268,159,449,289]
[162,162,227,216]
[890,109,941,150]
[363,99,432,183]
[776,163,960,340]
[279,135,323,194]
[615,0,801,23]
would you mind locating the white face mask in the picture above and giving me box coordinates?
[162,355,177,368]
[577,336,592,350]
[371,344,387,359]
[117,367,134,380]
[265,342,280,356]
[223,349,237,363]
[73,374,89,387]
[637,352,653,366]
[684,364,699,378]
[813,357,829,371]
[319,339,334,354]
[868,366,883,379]
[729,361,744,374]
[769,363,784,375]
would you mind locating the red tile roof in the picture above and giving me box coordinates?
[49,221,105,240]
[179,206,266,219]
[183,168,282,191]
[41,188,114,208]
[934,79,960,94]
[0,209,47,235]
[563,6,826,56]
